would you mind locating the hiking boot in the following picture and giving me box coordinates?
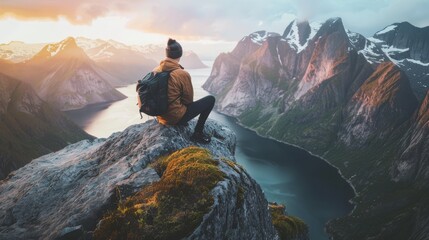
[191,132,211,144]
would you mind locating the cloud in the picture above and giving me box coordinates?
[0,0,127,24]
[288,0,429,36]
[1,0,428,40]
[126,0,296,41]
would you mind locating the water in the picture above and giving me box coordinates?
[65,62,355,240]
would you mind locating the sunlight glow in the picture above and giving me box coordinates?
[0,16,167,45]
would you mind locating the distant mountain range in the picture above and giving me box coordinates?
[0,41,45,63]
[0,37,208,110]
[204,17,429,240]
[0,37,208,70]
[369,22,429,100]
[0,36,208,181]
[1,37,126,111]
[0,72,92,180]
[75,37,207,85]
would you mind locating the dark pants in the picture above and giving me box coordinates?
[177,95,215,133]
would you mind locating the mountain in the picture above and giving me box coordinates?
[0,120,308,240]
[0,41,45,63]
[180,51,208,68]
[204,17,428,239]
[394,89,429,184]
[0,72,92,180]
[9,37,126,111]
[98,41,207,69]
[76,37,207,84]
[370,22,429,99]
[76,37,157,86]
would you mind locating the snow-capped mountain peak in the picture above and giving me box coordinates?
[106,39,129,50]
[46,37,77,57]
[346,29,387,64]
[369,21,429,98]
[76,37,107,51]
[374,24,398,36]
[282,19,322,53]
[249,31,277,45]
[29,37,82,62]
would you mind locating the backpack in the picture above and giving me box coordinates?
[136,70,177,118]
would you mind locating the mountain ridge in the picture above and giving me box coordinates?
[0,72,92,180]
[204,17,429,240]
[3,37,126,111]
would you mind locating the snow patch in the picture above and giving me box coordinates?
[284,20,322,53]
[375,25,397,35]
[250,31,268,45]
[406,58,429,66]
[358,40,384,64]
[384,46,410,54]
[367,37,384,43]
[46,44,63,57]
[276,45,282,65]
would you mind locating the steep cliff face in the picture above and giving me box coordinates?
[394,90,429,183]
[388,90,429,240]
[339,62,418,147]
[0,72,91,180]
[204,17,427,240]
[0,120,303,240]
[203,31,264,100]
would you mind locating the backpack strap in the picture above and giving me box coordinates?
[166,69,182,106]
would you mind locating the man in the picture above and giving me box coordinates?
[153,38,215,144]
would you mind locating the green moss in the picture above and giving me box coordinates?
[150,155,170,177]
[94,147,226,240]
[269,203,308,240]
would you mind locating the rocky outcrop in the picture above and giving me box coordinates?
[0,72,91,180]
[204,17,428,240]
[0,120,293,240]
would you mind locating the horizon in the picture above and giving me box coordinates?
[1,17,427,61]
[1,0,428,59]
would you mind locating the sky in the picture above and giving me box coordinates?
[0,0,428,59]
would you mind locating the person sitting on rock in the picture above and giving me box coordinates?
[153,38,215,144]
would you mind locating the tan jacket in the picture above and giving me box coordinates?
[153,58,193,125]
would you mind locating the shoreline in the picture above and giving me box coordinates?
[212,109,359,216]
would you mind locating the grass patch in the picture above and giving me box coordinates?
[269,203,308,240]
[94,147,226,240]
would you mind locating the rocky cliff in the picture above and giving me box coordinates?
[0,120,307,240]
[0,72,91,180]
[204,17,428,240]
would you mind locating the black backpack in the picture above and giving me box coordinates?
[136,71,177,118]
